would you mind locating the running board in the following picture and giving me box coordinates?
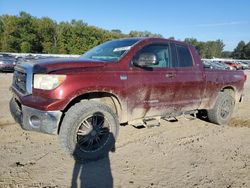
[130,110,198,128]
[143,117,161,128]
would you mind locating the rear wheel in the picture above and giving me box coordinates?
[207,92,235,125]
[59,101,119,161]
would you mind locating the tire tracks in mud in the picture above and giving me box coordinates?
[0,117,15,127]
[228,118,250,128]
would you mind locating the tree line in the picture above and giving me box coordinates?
[231,41,250,59]
[0,12,249,59]
[0,12,162,55]
[184,38,250,59]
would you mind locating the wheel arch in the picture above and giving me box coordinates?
[221,85,236,97]
[210,85,236,108]
[57,91,125,134]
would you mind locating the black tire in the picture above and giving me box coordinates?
[59,101,119,161]
[207,92,235,125]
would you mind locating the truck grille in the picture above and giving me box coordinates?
[13,70,27,94]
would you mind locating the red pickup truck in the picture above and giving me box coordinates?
[10,38,246,160]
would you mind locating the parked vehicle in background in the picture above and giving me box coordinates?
[202,60,232,70]
[16,55,59,65]
[223,61,242,70]
[238,62,250,70]
[202,60,213,69]
[0,54,17,72]
[10,37,247,161]
[211,61,231,70]
[244,62,250,69]
[235,62,244,70]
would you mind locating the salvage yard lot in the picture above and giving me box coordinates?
[0,71,250,187]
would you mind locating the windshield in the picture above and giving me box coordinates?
[80,39,140,62]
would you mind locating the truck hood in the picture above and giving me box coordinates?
[31,58,109,73]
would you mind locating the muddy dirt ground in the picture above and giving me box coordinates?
[0,71,250,188]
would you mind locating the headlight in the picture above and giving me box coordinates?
[34,74,66,90]
[0,61,3,64]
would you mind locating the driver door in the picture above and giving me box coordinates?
[126,43,178,121]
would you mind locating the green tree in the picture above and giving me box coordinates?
[221,51,232,58]
[184,38,224,58]
[34,17,57,53]
[204,40,224,58]
[0,17,3,51]
[0,11,232,57]
[184,38,199,46]
[129,30,162,38]
[111,29,122,34]
[243,42,250,59]
[232,41,246,59]
[0,15,20,52]
[56,22,72,54]
[20,41,31,52]
[18,12,40,53]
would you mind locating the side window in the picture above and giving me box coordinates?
[176,45,193,67]
[170,43,178,68]
[134,44,171,68]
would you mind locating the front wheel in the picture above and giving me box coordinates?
[59,101,119,161]
[207,92,235,125]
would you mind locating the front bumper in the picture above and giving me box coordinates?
[9,98,62,134]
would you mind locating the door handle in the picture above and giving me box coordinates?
[165,73,176,78]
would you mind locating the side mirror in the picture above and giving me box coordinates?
[134,53,157,67]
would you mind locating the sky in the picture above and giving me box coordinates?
[0,0,249,51]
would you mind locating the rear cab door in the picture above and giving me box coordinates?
[170,42,205,112]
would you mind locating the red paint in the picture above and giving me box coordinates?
[12,38,246,123]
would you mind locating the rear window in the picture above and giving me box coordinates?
[176,45,193,67]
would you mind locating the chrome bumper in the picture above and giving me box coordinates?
[9,98,62,134]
